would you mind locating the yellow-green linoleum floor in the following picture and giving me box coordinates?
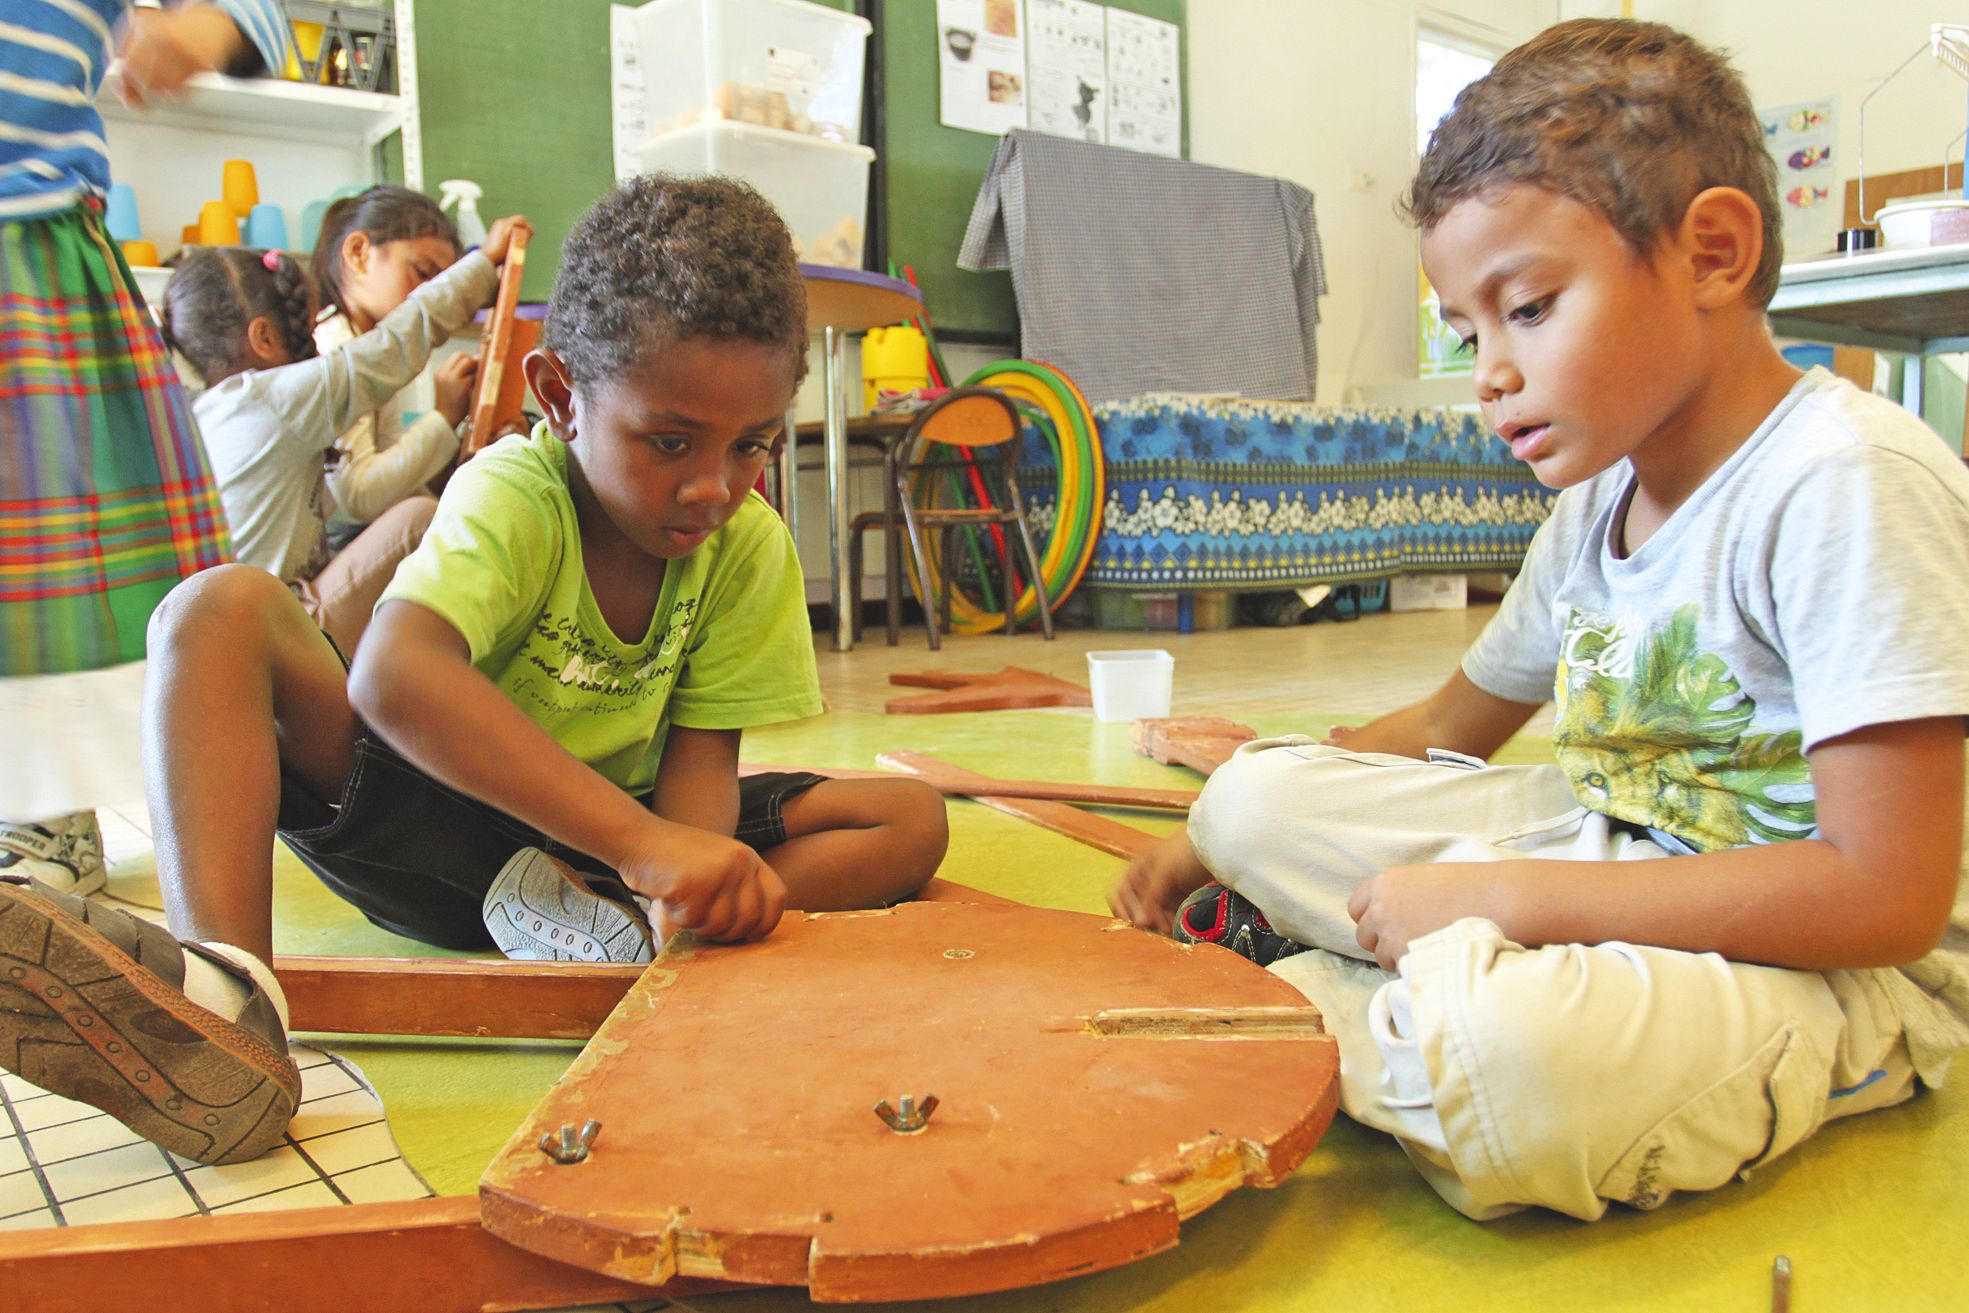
[112,612,1969,1310]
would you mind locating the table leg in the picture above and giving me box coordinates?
[1902,352,1927,422]
[824,326,853,652]
[779,402,800,551]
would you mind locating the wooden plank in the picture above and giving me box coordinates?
[0,1195,737,1313]
[740,759,1194,811]
[273,956,640,1039]
[1130,717,1257,777]
[464,228,528,456]
[479,902,1339,1302]
[886,666,1092,714]
[873,753,1165,860]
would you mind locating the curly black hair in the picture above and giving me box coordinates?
[545,173,808,390]
[160,248,318,386]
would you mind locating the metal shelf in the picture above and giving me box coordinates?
[1770,244,1969,356]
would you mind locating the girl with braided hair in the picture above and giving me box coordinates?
[161,220,530,655]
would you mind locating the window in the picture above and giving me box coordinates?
[1416,34,1496,379]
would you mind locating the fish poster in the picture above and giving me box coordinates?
[1762,97,1839,259]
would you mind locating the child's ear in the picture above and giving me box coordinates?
[340,228,373,277]
[1679,186,1765,310]
[243,314,286,366]
[523,348,577,439]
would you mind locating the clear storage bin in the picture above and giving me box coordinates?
[634,0,871,144]
[630,121,872,267]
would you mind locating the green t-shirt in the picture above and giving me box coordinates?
[381,426,823,793]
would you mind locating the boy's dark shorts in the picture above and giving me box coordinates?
[275,720,826,951]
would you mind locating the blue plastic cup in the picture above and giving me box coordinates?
[300,199,329,251]
[104,183,142,243]
[246,203,289,251]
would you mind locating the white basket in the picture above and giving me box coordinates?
[630,121,873,268]
[1086,650,1175,724]
[633,0,870,144]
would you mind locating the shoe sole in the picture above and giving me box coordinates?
[0,884,299,1166]
[483,850,653,963]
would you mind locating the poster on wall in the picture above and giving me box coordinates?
[1027,0,1107,144]
[1105,7,1181,157]
[938,0,1029,136]
[1761,97,1839,261]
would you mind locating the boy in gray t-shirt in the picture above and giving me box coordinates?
[1112,21,1969,1221]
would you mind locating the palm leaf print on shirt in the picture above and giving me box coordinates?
[1553,604,1816,851]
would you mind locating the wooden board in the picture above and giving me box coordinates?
[479,901,1338,1302]
[0,1196,736,1313]
[1131,716,1258,777]
[741,758,1195,811]
[886,666,1092,714]
[873,751,1166,860]
[464,228,529,457]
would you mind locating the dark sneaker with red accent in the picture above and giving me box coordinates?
[1173,882,1313,967]
[0,873,299,1165]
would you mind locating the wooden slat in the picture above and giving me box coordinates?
[885,666,1092,713]
[740,758,1195,811]
[874,752,1164,860]
[0,1196,738,1313]
[274,956,640,1038]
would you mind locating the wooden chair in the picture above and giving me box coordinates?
[848,387,1055,649]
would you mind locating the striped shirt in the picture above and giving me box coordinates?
[1,0,289,221]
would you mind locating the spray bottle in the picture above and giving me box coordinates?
[437,179,488,249]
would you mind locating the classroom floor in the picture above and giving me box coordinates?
[9,602,1969,1312]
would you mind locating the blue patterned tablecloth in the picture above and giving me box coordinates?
[1019,394,1556,591]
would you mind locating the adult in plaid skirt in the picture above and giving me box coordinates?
[0,1,290,891]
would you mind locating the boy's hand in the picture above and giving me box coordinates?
[1348,862,1514,968]
[115,6,245,107]
[432,353,478,427]
[481,216,534,265]
[1109,826,1214,935]
[618,824,787,944]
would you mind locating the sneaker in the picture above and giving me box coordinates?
[1172,882,1314,968]
[0,873,299,1165]
[0,812,107,897]
[482,848,655,963]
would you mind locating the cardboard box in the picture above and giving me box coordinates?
[1389,574,1467,612]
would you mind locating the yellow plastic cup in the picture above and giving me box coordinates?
[221,159,258,220]
[120,239,159,267]
[862,324,930,408]
[198,200,240,246]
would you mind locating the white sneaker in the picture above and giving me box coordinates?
[0,812,107,897]
[482,848,655,963]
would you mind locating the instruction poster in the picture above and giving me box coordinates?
[1027,0,1107,144]
[938,0,1029,136]
[1761,97,1839,260]
[1105,7,1181,157]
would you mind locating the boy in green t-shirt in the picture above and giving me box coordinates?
[0,175,949,1166]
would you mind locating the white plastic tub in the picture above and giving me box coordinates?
[634,0,870,143]
[1876,196,1969,249]
[1086,650,1175,723]
[630,121,872,267]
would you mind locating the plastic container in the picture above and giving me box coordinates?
[630,121,872,267]
[438,179,488,248]
[1086,649,1175,723]
[1876,196,1969,249]
[862,324,929,406]
[633,0,871,143]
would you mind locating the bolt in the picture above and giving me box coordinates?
[538,1119,602,1164]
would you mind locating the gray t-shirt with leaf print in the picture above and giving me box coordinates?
[1464,369,1969,1081]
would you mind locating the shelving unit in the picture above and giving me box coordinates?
[97,71,402,148]
[1770,243,1969,417]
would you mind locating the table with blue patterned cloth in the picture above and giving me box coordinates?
[1017,394,1557,591]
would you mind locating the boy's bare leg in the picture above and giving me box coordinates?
[766,778,948,911]
[144,564,361,962]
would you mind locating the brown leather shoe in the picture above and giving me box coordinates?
[0,873,299,1165]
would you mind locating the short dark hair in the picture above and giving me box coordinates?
[309,184,460,321]
[160,249,317,386]
[1404,19,1783,306]
[544,173,808,389]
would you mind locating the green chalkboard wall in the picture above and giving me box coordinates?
[412,0,619,301]
[407,0,1182,325]
[875,0,1185,343]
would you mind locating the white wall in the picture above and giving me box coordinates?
[1564,1,1968,207]
[1184,0,1559,403]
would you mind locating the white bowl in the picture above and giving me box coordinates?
[1875,197,1969,249]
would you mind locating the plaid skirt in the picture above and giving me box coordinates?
[0,204,229,678]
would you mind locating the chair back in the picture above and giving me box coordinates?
[911,387,1023,448]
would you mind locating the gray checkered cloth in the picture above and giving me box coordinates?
[959,130,1328,406]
